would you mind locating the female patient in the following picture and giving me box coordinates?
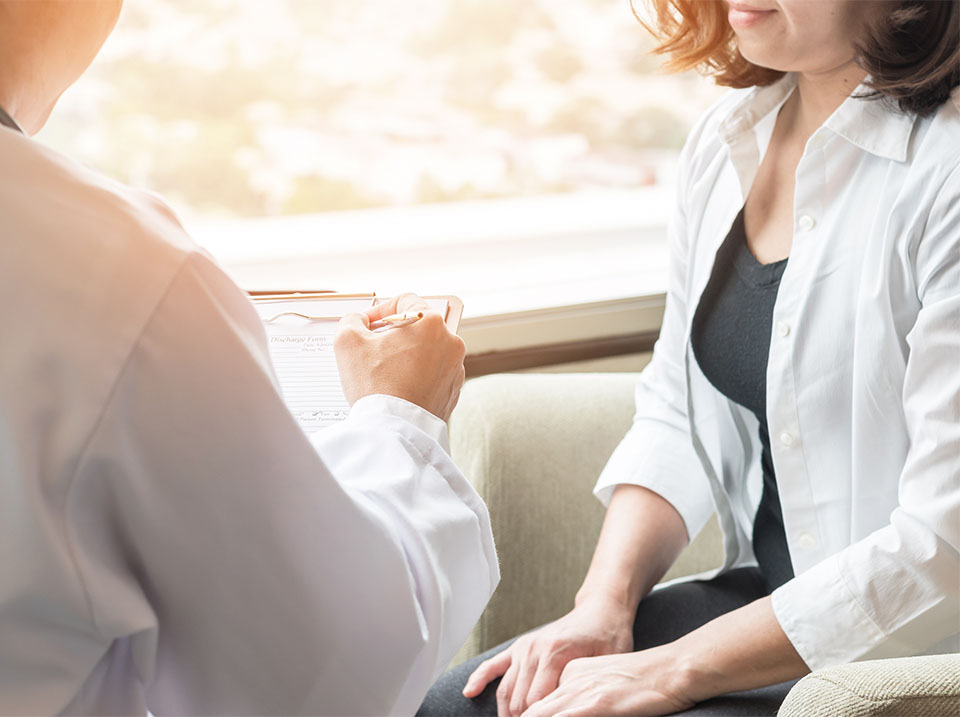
[420,0,960,715]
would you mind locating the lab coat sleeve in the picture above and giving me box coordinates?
[593,120,716,542]
[771,163,960,671]
[67,251,499,716]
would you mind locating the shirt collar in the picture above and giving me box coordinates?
[823,80,916,162]
[718,72,918,163]
[718,73,797,147]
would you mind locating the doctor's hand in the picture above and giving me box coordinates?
[463,597,635,716]
[335,293,466,421]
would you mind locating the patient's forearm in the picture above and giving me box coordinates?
[575,484,689,614]
[670,596,810,699]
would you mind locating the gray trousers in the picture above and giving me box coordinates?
[418,567,798,716]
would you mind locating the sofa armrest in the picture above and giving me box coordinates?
[449,373,722,665]
[778,654,960,716]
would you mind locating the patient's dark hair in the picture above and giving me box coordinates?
[857,0,959,116]
[634,0,960,117]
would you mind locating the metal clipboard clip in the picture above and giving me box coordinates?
[255,292,378,324]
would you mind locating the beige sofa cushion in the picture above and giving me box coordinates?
[449,373,723,665]
[778,654,960,716]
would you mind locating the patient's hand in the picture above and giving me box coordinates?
[335,293,466,421]
[520,647,695,717]
[463,598,635,717]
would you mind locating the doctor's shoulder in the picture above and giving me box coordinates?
[2,127,198,273]
[0,129,223,409]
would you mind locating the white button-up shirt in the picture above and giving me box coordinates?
[0,126,499,715]
[596,74,960,671]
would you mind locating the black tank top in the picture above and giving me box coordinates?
[690,207,794,592]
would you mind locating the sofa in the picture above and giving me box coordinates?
[447,372,960,716]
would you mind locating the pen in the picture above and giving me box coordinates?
[369,311,424,330]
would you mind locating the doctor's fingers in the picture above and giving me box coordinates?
[338,311,371,336]
[408,313,467,378]
[363,292,430,322]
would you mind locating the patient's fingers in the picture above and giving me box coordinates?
[509,649,540,715]
[464,649,512,698]
[524,656,566,708]
[496,660,519,716]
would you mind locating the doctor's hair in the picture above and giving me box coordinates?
[631,0,960,117]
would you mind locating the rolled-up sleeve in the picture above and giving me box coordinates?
[68,252,498,716]
[772,164,960,670]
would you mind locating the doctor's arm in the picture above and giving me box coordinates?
[68,254,498,716]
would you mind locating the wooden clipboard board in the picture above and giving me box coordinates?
[250,292,464,333]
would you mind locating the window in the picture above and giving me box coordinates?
[38,0,725,368]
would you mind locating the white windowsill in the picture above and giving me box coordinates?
[187,188,670,355]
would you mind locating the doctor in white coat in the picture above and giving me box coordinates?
[0,2,498,714]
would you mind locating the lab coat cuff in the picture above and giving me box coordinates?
[593,422,714,543]
[347,394,450,453]
[771,554,888,672]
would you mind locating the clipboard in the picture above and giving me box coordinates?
[250,292,464,433]
[252,292,463,330]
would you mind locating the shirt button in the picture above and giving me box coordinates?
[798,215,816,232]
[779,431,797,447]
[775,321,791,338]
[796,532,817,549]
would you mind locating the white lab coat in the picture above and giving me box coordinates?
[0,125,498,715]
[596,74,960,671]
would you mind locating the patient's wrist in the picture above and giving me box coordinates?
[654,642,704,705]
[573,585,637,623]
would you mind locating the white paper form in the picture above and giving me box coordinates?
[265,315,350,434]
[253,298,377,434]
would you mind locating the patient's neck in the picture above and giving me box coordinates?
[792,62,868,139]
